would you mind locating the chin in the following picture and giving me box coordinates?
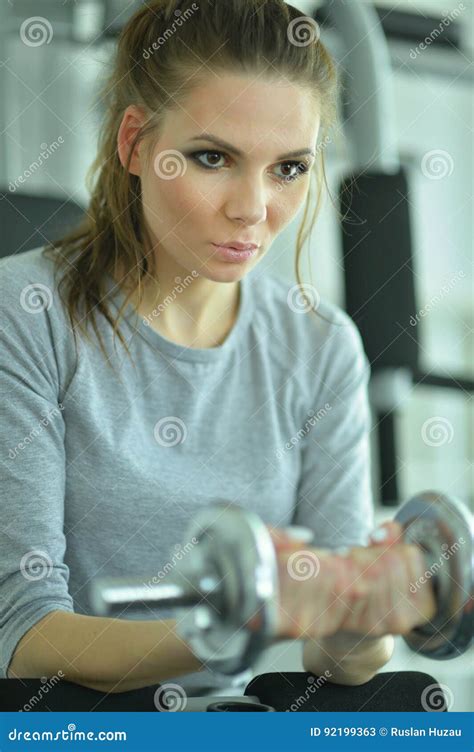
[206,262,250,279]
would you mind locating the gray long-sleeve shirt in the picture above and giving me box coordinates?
[0,245,374,693]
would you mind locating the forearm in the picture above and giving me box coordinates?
[302,632,395,685]
[7,610,204,694]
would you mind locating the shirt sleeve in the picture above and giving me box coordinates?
[0,261,74,679]
[291,312,375,549]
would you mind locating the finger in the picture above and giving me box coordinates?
[368,521,404,547]
[402,544,438,627]
[282,525,314,544]
[384,547,411,634]
[266,524,315,554]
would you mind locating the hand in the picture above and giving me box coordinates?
[272,524,437,641]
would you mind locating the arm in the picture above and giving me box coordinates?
[7,611,204,694]
[292,312,374,550]
[302,632,394,686]
[291,312,380,684]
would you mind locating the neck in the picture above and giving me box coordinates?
[112,260,241,348]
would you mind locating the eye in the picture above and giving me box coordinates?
[190,150,227,169]
[275,160,310,182]
[189,150,311,184]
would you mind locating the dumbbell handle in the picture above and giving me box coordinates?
[89,572,221,617]
[90,524,313,621]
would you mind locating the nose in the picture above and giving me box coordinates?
[225,176,267,225]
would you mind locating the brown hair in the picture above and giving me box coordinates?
[43,0,344,369]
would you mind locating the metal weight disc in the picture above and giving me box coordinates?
[175,503,280,675]
[394,491,473,659]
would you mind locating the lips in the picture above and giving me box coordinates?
[214,241,259,251]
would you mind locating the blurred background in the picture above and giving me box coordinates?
[0,0,472,710]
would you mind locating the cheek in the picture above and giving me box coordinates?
[143,175,199,230]
[271,186,307,227]
[161,176,211,226]
[175,177,208,212]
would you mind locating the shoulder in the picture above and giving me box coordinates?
[0,246,77,388]
[0,245,62,312]
[248,270,369,377]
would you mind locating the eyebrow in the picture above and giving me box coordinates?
[188,133,315,160]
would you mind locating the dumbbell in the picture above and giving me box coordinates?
[89,490,473,675]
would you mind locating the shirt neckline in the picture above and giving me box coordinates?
[103,271,253,362]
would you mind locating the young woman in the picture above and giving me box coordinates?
[1,0,433,697]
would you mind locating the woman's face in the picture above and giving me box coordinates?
[122,73,320,281]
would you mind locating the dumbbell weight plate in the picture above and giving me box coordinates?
[395,491,473,659]
[175,503,280,675]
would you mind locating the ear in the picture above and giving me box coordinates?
[117,105,147,176]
